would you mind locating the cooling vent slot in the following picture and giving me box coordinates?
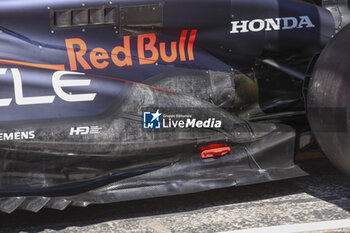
[51,6,118,28]
[120,4,163,35]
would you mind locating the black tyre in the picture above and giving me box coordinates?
[308,25,350,175]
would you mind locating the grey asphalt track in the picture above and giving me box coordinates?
[0,158,349,233]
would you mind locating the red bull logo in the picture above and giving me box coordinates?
[65,29,197,71]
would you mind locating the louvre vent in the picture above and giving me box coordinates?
[72,9,88,26]
[51,6,118,28]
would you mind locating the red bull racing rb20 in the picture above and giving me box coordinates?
[0,0,349,213]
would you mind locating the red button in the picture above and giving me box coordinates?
[198,144,231,159]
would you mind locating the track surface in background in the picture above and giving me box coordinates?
[0,159,349,233]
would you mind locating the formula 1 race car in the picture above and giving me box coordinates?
[0,0,348,213]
